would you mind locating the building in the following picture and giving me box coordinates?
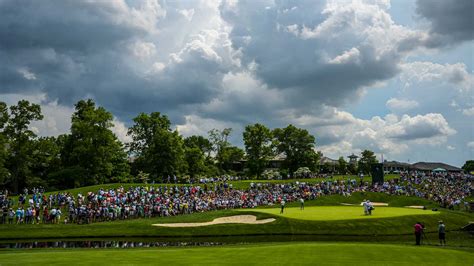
[410,162,463,173]
[319,156,338,172]
[382,160,410,173]
[348,154,358,165]
[233,153,287,172]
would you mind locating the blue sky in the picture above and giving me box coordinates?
[0,0,472,166]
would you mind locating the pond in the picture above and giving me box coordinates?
[0,240,225,249]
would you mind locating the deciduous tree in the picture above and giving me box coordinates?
[4,100,43,193]
[243,123,273,178]
[128,112,185,181]
[359,150,378,175]
[272,125,317,177]
[61,99,129,186]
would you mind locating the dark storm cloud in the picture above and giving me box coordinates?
[0,0,228,124]
[219,0,403,107]
[0,0,145,52]
[416,0,474,47]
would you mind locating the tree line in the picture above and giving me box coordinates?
[0,99,381,193]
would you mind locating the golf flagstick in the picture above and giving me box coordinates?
[422,230,430,245]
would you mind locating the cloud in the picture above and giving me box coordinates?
[219,0,420,107]
[384,113,456,142]
[400,62,473,92]
[0,0,159,52]
[386,98,419,112]
[416,0,473,47]
[0,0,235,124]
[280,108,456,159]
[462,107,474,116]
[111,118,132,143]
[468,141,474,150]
[0,0,471,166]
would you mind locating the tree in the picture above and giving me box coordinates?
[0,102,9,186]
[462,160,474,173]
[337,156,347,174]
[29,136,62,188]
[243,123,274,178]
[347,163,358,175]
[272,125,317,177]
[136,171,150,184]
[184,136,211,179]
[128,112,186,181]
[220,146,244,172]
[184,146,206,179]
[4,100,43,193]
[184,135,212,158]
[359,150,378,175]
[208,128,232,173]
[61,99,129,186]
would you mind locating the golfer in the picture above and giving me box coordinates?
[362,199,368,215]
[299,198,304,210]
[438,220,446,246]
[368,200,374,215]
[414,222,423,245]
[280,200,286,214]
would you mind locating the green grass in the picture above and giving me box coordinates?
[240,206,439,221]
[0,243,472,265]
[1,205,472,247]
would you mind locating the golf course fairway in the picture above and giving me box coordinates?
[0,243,472,265]
[240,206,439,221]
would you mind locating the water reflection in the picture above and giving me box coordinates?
[0,241,224,249]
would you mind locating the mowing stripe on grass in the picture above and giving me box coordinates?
[240,206,439,221]
[0,242,471,265]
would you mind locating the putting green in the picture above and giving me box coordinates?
[239,206,439,221]
[0,243,471,265]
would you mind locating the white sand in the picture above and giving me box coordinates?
[359,202,389,206]
[152,215,276,228]
[405,206,426,209]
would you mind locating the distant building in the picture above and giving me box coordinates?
[410,162,462,173]
[234,153,287,172]
[319,156,338,172]
[382,160,410,173]
[348,154,358,165]
[267,153,286,169]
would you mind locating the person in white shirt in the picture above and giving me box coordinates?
[362,199,369,215]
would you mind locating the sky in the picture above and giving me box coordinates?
[0,0,472,166]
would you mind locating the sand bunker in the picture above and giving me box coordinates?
[359,202,389,206]
[343,202,389,206]
[405,206,426,209]
[152,215,276,228]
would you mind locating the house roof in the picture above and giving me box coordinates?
[410,162,462,172]
[320,156,338,164]
[383,161,411,167]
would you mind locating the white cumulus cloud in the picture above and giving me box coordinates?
[386,98,419,112]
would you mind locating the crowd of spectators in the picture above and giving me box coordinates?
[0,171,472,225]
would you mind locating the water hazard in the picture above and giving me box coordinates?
[0,240,225,249]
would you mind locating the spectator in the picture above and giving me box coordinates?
[438,220,446,246]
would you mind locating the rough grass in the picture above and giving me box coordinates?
[0,243,472,265]
[240,206,439,221]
